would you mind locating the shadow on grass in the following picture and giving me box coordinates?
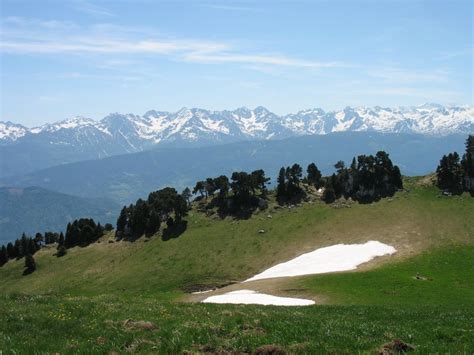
[162,220,188,241]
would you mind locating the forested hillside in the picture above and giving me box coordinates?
[0,187,118,244]
[2,132,466,204]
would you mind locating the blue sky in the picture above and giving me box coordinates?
[1,0,472,126]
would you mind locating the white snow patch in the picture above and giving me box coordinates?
[192,289,215,295]
[202,290,315,306]
[245,241,396,282]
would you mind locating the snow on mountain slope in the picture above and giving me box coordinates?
[0,121,28,142]
[1,105,472,153]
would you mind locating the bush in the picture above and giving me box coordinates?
[56,245,67,257]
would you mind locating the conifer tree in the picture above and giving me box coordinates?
[0,246,8,267]
[461,135,474,194]
[436,152,463,194]
[6,242,15,259]
[276,167,287,202]
[116,206,128,233]
[307,163,322,188]
[322,181,336,203]
[181,187,192,207]
[23,254,36,275]
[58,232,65,246]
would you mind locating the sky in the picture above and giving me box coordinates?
[0,0,472,126]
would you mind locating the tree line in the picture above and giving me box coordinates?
[5,138,472,272]
[193,169,270,218]
[116,187,188,240]
[0,219,113,272]
[436,135,474,196]
[276,152,403,204]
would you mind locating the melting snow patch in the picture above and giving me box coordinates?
[202,290,315,306]
[192,289,215,295]
[245,241,396,282]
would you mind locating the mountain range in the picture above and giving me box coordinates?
[1,103,472,178]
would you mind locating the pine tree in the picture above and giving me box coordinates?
[193,181,206,198]
[58,232,65,246]
[181,187,192,207]
[6,242,15,259]
[0,246,8,267]
[392,166,403,190]
[350,157,357,171]
[461,135,474,194]
[116,206,128,233]
[307,163,322,188]
[23,254,36,275]
[322,181,336,203]
[436,152,463,194]
[276,167,287,202]
[290,164,303,187]
[34,233,43,246]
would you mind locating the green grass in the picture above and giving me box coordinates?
[296,245,474,308]
[1,294,473,354]
[1,184,472,299]
[1,181,473,353]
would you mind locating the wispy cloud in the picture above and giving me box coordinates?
[0,17,346,71]
[360,87,462,99]
[368,67,449,83]
[1,39,227,55]
[74,1,115,17]
[203,3,260,12]
[439,47,473,60]
[182,52,348,68]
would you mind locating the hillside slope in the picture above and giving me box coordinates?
[1,182,472,298]
[1,182,473,353]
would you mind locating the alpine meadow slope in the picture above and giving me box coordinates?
[1,179,473,353]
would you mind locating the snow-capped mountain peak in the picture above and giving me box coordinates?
[1,104,472,152]
[0,121,28,142]
[35,116,96,133]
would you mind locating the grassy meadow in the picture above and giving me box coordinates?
[1,178,473,353]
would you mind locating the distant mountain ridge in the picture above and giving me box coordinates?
[3,132,466,205]
[1,104,472,178]
[0,186,119,244]
[2,103,472,146]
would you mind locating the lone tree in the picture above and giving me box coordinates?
[436,152,464,195]
[23,254,36,275]
[461,135,474,195]
[307,163,322,188]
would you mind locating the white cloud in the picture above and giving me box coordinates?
[203,4,260,12]
[368,67,449,83]
[74,1,115,17]
[0,17,346,71]
[183,52,348,68]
